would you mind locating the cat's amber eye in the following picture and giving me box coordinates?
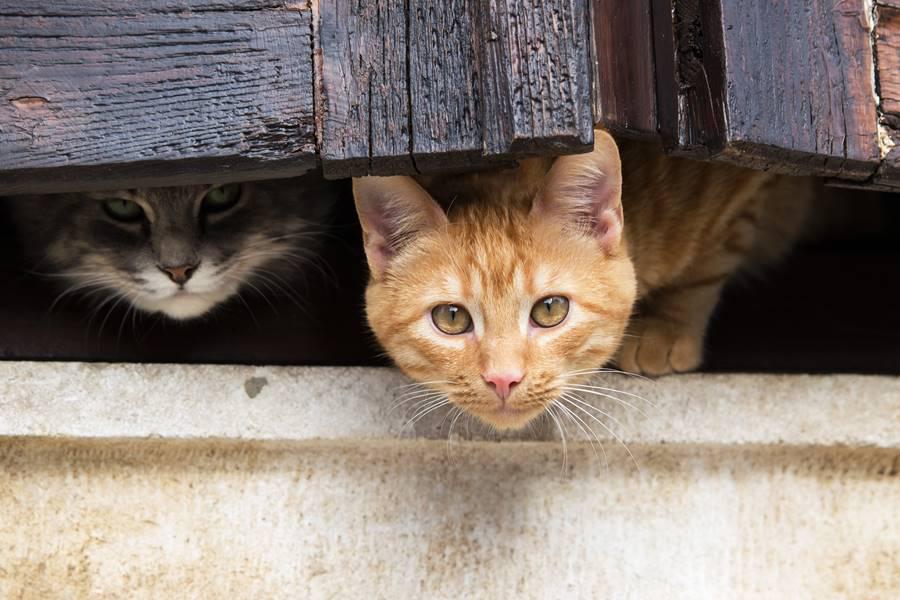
[202,183,241,213]
[530,296,569,328]
[431,304,473,335]
[102,198,144,222]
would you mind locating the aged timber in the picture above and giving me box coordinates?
[875,1,900,185]
[640,0,900,190]
[653,0,883,180]
[591,0,657,138]
[316,0,595,178]
[474,0,595,158]
[0,0,318,194]
[315,0,415,178]
[1,0,596,190]
[3,0,898,191]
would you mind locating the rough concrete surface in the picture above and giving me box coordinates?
[0,362,898,598]
[1,362,899,446]
[0,439,897,599]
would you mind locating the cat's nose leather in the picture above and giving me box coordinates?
[159,263,198,285]
[482,371,523,401]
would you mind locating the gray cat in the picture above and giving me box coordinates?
[4,176,333,320]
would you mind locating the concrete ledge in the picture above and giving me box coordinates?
[1,437,899,598]
[1,362,899,597]
[1,362,898,447]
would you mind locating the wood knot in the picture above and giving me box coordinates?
[9,96,50,110]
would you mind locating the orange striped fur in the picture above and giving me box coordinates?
[354,131,813,430]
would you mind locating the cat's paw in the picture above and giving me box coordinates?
[616,319,703,376]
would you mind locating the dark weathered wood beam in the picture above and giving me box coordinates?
[315,0,415,178]
[2,0,597,191]
[0,0,317,195]
[475,0,594,157]
[408,0,484,172]
[651,0,726,155]
[874,1,900,186]
[649,0,898,189]
[591,0,657,138]
[316,0,595,178]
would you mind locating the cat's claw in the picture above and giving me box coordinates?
[616,319,704,377]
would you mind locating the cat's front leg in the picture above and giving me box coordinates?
[616,245,748,376]
[615,272,731,376]
[616,208,761,376]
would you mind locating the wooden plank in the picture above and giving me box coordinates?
[319,0,595,176]
[875,4,900,184]
[721,0,881,178]
[651,0,726,154]
[591,0,657,138]
[475,0,594,156]
[877,5,900,117]
[316,0,415,178]
[653,0,883,182]
[407,0,484,172]
[0,0,316,195]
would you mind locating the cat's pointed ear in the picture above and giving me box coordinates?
[353,176,448,278]
[532,130,624,253]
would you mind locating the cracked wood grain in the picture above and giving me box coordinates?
[317,0,595,178]
[0,0,317,194]
[407,0,484,172]
[316,0,414,178]
[475,0,594,156]
[874,3,900,184]
[653,0,889,186]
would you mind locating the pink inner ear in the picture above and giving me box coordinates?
[534,132,624,252]
[535,169,624,252]
[594,205,624,253]
[353,176,448,278]
[364,236,391,277]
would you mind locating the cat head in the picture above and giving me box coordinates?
[354,132,636,430]
[6,177,330,320]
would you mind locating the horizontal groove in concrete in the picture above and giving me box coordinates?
[0,362,898,447]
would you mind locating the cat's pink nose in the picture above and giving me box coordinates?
[482,371,524,401]
[159,263,198,285]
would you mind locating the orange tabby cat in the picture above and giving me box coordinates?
[353,131,812,430]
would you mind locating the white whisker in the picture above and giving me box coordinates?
[392,380,452,392]
[446,407,465,462]
[554,400,609,472]
[561,385,650,418]
[403,399,450,431]
[561,380,658,409]
[546,404,568,476]
[389,392,445,414]
[561,399,641,473]
[560,392,629,431]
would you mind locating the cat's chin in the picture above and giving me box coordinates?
[133,290,230,320]
[469,404,546,431]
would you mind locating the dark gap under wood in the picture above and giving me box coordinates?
[0,174,898,375]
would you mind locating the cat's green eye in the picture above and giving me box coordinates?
[531,296,569,328]
[202,184,241,213]
[431,304,473,335]
[102,198,144,222]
